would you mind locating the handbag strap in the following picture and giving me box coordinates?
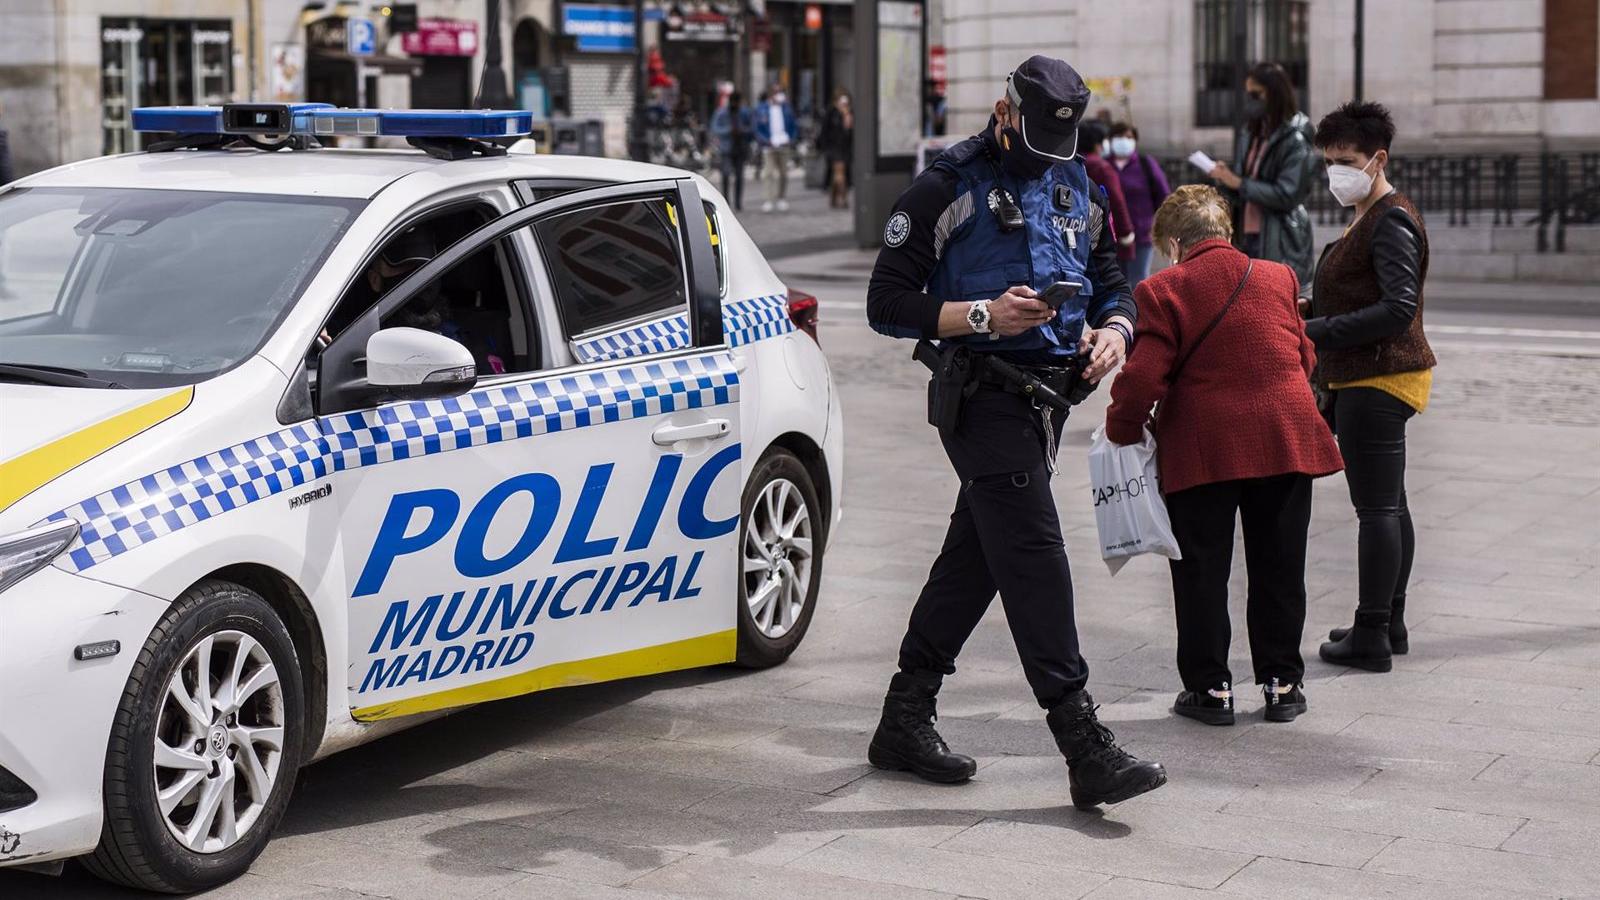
[1169,259,1253,385]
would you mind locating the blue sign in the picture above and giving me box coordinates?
[563,5,636,53]
[348,17,377,56]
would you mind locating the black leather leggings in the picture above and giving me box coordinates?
[1333,387,1417,619]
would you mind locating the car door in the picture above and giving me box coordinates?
[322,179,742,722]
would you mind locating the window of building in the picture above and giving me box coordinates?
[1194,0,1310,128]
[100,18,233,155]
[534,197,688,337]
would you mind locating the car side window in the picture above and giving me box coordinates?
[533,196,687,338]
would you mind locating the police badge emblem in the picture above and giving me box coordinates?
[986,187,1017,216]
[884,211,911,247]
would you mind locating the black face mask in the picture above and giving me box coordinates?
[995,122,1054,180]
[1243,95,1266,122]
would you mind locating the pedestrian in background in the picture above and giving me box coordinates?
[1307,101,1434,673]
[757,85,796,213]
[0,100,14,187]
[1209,62,1315,285]
[1108,122,1170,288]
[1077,120,1137,263]
[710,92,752,211]
[1105,184,1341,726]
[819,89,854,209]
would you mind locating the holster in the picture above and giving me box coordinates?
[914,340,976,437]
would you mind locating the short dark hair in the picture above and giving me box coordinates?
[1109,121,1139,140]
[1077,119,1108,155]
[1314,101,1397,155]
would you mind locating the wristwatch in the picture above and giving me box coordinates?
[967,300,993,336]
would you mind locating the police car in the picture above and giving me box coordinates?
[0,104,841,891]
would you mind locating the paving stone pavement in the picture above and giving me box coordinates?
[6,202,1600,899]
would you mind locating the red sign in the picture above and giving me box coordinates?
[402,18,479,57]
[804,4,823,30]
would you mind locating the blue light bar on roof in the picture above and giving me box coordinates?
[131,103,534,140]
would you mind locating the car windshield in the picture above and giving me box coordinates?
[0,186,362,388]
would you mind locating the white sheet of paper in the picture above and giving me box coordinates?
[1188,150,1218,173]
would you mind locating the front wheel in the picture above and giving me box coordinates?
[735,448,824,668]
[84,580,304,893]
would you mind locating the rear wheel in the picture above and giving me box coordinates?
[735,447,823,668]
[84,580,304,893]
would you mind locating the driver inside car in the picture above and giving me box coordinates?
[322,226,507,374]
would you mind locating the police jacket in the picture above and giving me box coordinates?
[866,128,1136,365]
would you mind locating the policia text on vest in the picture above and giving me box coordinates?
[862,55,1166,810]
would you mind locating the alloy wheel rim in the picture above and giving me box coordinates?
[153,629,285,854]
[743,477,813,639]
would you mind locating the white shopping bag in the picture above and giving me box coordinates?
[1088,425,1182,575]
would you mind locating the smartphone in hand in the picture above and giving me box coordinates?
[1039,280,1083,310]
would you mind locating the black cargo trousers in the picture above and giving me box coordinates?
[896,382,1088,708]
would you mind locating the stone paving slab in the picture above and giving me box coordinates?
[5,224,1600,898]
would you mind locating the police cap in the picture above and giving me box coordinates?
[380,227,437,267]
[1005,55,1091,162]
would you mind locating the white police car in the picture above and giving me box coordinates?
[0,104,841,891]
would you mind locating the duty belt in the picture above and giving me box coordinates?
[972,356,1080,400]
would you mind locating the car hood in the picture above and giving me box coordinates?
[0,383,193,514]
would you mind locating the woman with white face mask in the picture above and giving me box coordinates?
[1304,100,1435,674]
[1108,122,1171,289]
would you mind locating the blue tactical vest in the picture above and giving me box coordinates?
[928,136,1101,362]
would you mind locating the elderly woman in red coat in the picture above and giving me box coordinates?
[1104,185,1342,727]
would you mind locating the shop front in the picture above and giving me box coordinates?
[759,1,853,124]
[304,15,421,113]
[657,3,743,123]
[403,18,480,109]
[100,18,233,154]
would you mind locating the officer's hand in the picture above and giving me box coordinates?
[989,286,1053,337]
[1078,327,1127,384]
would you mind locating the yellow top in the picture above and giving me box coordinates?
[1330,368,1433,413]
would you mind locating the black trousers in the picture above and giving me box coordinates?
[1332,387,1417,619]
[897,387,1088,708]
[1164,473,1312,691]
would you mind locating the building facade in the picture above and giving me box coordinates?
[942,0,1600,155]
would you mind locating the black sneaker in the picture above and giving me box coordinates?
[1262,677,1307,722]
[1172,682,1235,726]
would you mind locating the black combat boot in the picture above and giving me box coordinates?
[1328,599,1409,654]
[1046,690,1167,810]
[1319,611,1394,672]
[1261,677,1307,722]
[867,673,977,784]
[1172,681,1234,726]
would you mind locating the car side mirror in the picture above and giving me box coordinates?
[365,327,477,400]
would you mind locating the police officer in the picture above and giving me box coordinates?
[864,56,1166,808]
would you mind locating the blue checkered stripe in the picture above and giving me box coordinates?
[723,294,795,347]
[571,295,795,365]
[573,313,692,364]
[45,353,739,574]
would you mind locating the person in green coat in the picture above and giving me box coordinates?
[1208,62,1315,286]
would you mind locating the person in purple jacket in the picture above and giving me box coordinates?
[1108,122,1172,288]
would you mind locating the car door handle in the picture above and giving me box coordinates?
[652,419,731,445]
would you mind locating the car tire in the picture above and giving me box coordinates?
[84,580,305,894]
[735,447,823,668]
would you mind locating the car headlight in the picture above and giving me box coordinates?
[0,520,81,594]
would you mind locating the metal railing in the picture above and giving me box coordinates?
[1157,150,1600,252]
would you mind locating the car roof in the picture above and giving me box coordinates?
[17,148,694,199]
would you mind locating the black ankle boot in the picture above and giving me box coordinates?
[1172,682,1234,726]
[867,673,977,784]
[1262,677,1307,722]
[1046,690,1166,810]
[1328,602,1408,654]
[1319,612,1394,672]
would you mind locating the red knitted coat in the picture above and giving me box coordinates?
[1104,239,1343,495]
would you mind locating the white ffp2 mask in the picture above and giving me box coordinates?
[1327,156,1379,207]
